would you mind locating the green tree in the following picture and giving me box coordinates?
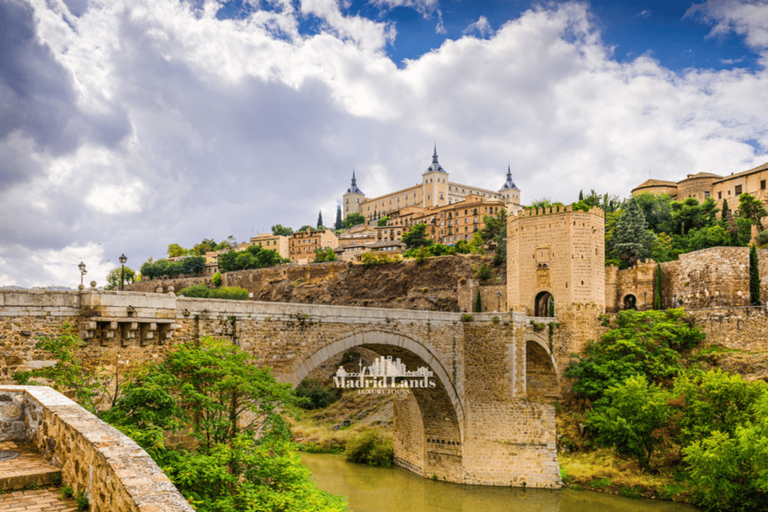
[480,209,507,264]
[401,223,434,249]
[105,338,347,512]
[653,263,663,310]
[298,225,314,233]
[529,198,564,210]
[756,230,768,247]
[474,290,482,313]
[683,392,768,512]
[738,193,768,232]
[215,236,239,251]
[586,375,674,470]
[334,206,342,230]
[272,225,293,236]
[167,243,187,258]
[343,212,365,228]
[634,193,674,234]
[217,250,239,273]
[191,238,217,256]
[651,232,675,262]
[314,247,337,263]
[565,309,704,404]
[235,252,257,270]
[750,244,761,305]
[377,216,388,227]
[317,211,323,229]
[105,266,136,290]
[13,325,116,415]
[612,197,654,266]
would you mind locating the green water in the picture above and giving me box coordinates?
[302,453,699,512]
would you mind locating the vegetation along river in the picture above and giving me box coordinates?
[302,454,700,512]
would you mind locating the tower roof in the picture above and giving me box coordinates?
[500,164,519,190]
[346,170,364,194]
[423,145,447,174]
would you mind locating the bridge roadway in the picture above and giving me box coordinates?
[0,289,562,488]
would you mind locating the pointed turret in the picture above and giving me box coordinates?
[343,169,366,218]
[346,170,364,194]
[424,145,447,174]
[500,164,519,190]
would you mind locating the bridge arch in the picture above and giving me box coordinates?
[282,329,464,480]
[524,333,560,399]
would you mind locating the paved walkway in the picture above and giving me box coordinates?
[0,441,60,491]
[0,488,78,511]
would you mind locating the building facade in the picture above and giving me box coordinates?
[342,147,522,220]
[249,233,290,260]
[289,229,339,264]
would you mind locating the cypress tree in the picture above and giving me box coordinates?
[654,262,663,310]
[317,211,323,229]
[334,206,342,230]
[579,190,584,201]
[750,244,761,305]
[474,290,482,313]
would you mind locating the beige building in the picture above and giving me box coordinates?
[249,233,290,260]
[632,161,768,210]
[289,229,339,264]
[343,148,522,221]
[335,225,377,262]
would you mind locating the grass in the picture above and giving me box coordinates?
[559,448,693,502]
[288,389,394,454]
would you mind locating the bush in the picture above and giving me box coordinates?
[461,314,474,322]
[756,229,768,248]
[474,262,495,282]
[295,380,339,410]
[344,430,394,467]
[211,272,222,287]
[178,285,249,300]
[178,284,210,298]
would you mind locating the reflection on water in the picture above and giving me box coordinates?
[302,453,699,512]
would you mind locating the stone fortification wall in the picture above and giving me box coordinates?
[0,385,193,512]
[660,247,751,309]
[605,261,656,313]
[457,279,507,313]
[688,306,768,352]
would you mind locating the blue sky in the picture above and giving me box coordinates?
[2,0,768,286]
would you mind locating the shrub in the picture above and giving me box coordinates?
[178,284,210,298]
[756,229,768,248]
[211,272,222,287]
[344,430,394,467]
[295,380,339,410]
[474,262,495,282]
[461,314,474,322]
[208,286,249,300]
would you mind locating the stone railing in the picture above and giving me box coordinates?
[0,385,193,512]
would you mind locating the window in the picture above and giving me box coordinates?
[718,191,722,199]
[735,185,743,195]
[705,191,710,198]
[762,180,766,190]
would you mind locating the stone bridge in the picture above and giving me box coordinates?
[0,290,562,488]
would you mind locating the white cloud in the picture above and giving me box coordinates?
[687,0,768,53]
[370,0,439,15]
[462,16,494,38]
[2,0,768,286]
[637,9,651,18]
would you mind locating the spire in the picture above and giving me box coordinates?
[346,169,363,194]
[500,164,519,190]
[424,145,447,174]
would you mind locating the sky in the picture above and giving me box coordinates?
[1,0,768,287]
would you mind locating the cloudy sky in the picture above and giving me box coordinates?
[1,0,768,287]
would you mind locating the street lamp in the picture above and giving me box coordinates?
[497,291,502,312]
[78,261,87,290]
[119,254,128,291]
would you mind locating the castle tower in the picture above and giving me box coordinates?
[343,170,365,218]
[421,145,449,208]
[507,205,605,317]
[499,164,521,205]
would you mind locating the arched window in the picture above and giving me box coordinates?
[535,291,555,317]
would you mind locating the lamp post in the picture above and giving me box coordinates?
[78,261,87,291]
[497,291,502,312]
[119,254,128,291]
[644,291,647,311]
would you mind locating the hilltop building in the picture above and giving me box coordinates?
[343,147,522,220]
[631,161,768,208]
[288,228,338,265]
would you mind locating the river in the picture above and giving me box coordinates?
[302,454,699,512]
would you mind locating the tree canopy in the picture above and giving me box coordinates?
[401,223,434,249]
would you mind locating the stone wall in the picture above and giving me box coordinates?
[688,306,768,352]
[0,385,193,512]
[457,280,507,313]
[660,247,751,309]
[605,261,656,313]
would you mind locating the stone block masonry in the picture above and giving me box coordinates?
[0,290,565,489]
[0,385,193,512]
